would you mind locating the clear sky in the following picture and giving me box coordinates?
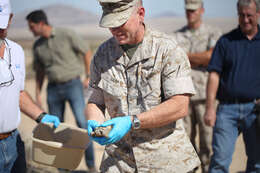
[10,0,238,18]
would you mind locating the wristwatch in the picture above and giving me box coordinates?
[132,115,141,130]
[35,112,47,123]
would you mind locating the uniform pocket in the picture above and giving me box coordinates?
[98,77,126,97]
[137,64,154,98]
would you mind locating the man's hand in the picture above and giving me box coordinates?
[87,120,100,136]
[87,120,108,145]
[204,108,216,127]
[83,78,90,88]
[99,116,132,145]
[41,114,60,128]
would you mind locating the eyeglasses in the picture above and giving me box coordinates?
[0,40,14,87]
[238,12,257,20]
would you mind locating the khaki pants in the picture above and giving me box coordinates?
[183,100,212,173]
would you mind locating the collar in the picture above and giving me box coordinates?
[50,27,56,37]
[1,39,11,63]
[3,39,10,49]
[40,27,56,40]
[116,25,152,68]
[183,23,206,37]
[254,25,260,39]
[238,25,260,40]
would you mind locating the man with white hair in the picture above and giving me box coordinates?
[0,0,60,172]
[204,0,260,172]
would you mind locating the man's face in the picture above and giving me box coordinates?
[0,29,8,39]
[27,21,43,37]
[185,7,204,25]
[238,1,260,35]
[109,7,145,45]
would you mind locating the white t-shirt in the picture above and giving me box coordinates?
[0,39,25,133]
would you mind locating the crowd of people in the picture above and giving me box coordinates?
[1,0,260,172]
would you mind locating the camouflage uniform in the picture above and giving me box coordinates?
[174,23,222,172]
[88,27,201,173]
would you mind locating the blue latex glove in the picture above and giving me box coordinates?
[41,114,60,128]
[87,120,108,145]
[99,116,132,145]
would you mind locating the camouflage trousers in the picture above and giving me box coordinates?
[183,100,212,173]
[100,120,201,173]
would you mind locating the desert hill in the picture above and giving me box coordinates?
[8,4,237,41]
[12,4,99,28]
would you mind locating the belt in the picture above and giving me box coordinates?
[220,98,260,104]
[49,76,80,85]
[0,129,16,140]
[191,99,205,105]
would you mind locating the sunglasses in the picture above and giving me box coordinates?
[0,40,14,87]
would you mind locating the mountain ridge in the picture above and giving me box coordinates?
[12,4,99,28]
[8,4,237,40]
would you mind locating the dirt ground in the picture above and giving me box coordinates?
[19,79,247,173]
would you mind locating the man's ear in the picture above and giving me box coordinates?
[200,7,205,15]
[257,9,260,18]
[138,7,145,23]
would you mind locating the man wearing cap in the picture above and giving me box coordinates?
[25,10,97,172]
[204,0,260,172]
[86,0,201,172]
[173,0,222,172]
[0,0,60,172]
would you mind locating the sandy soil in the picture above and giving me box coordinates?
[17,79,247,173]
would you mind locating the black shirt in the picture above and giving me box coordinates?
[207,26,260,102]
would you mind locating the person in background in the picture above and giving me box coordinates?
[174,0,222,172]
[204,0,260,172]
[0,0,60,172]
[25,10,97,173]
[86,0,201,172]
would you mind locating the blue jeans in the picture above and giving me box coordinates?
[0,130,19,173]
[11,133,26,173]
[47,78,95,168]
[209,102,260,173]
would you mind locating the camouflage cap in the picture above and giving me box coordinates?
[185,0,203,10]
[98,0,138,28]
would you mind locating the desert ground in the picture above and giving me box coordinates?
[11,15,248,173]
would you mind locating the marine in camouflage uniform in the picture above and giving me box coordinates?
[86,0,201,172]
[173,0,222,172]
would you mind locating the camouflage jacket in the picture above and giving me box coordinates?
[88,27,200,172]
[174,23,222,100]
